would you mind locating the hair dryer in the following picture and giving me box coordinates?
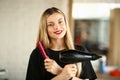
[59,50,101,64]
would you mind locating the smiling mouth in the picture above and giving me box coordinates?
[54,30,62,34]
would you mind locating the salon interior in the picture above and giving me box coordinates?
[0,0,120,80]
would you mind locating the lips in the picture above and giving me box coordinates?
[54,30,62,34]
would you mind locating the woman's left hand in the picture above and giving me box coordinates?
[44,58,63,75]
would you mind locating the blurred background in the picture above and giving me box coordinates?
[0,0,120,80]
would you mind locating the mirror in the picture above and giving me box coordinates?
[72,3,120,55]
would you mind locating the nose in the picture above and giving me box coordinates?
[54,24,58,30]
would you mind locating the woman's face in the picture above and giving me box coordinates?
[46,13,67,40]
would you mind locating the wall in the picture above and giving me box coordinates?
[0,0,69,80]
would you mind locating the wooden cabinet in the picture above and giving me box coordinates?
[107,8,120,66]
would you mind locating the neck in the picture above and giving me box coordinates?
[50,39,66,51]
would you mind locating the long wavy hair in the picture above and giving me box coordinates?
[37,7,74,50]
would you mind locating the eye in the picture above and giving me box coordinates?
[47,23,54,27]
[59,20,63,24]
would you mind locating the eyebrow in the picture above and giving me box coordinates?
[58,18,63,21]
[47,22,53,24]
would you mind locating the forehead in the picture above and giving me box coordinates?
[47,13,64,22]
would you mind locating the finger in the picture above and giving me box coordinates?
[44,58,51,62]
[70,67,77,75]
[71,64,77,68]
[46,68,52,72]
[45,64,50,69]
[67,64,77,68]
[44,59,52,65]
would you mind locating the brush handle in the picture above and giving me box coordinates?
[37,41,48,59]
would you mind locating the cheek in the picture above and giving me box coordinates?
[63,26,67,33]
[61,23,67,31]
[47,27,53,36]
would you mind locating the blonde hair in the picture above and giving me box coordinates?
[37,7,74,49]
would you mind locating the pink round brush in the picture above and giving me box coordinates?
[37,41,48,59]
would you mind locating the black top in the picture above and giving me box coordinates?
[26,45,97,80]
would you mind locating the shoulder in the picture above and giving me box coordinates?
[30,47,39,56]
[29,47,43,60]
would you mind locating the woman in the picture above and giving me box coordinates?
[26,7,97,80]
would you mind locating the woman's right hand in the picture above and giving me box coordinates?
[44,58,63,75]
